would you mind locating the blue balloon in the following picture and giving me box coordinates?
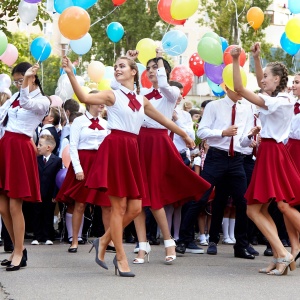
[70,33,92,55]
[162,30,188,56]
[220,37,229,52]
[106,22,124,43]
[54,0,74,13]
[60,66,76,76]
[207,78,224,94]
[280,32,300,56]
[73,0,97,9]
[288,0,300,14]
[213,90,225,97]
[30,37,52,62]
[103,66,114,79]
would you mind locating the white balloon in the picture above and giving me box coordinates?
[55,74,85,101]
[0,74,11,88]
[18,1,38,24]
[75,75,85,86]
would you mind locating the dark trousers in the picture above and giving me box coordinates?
[178,148,249,249]
[32,198,56,242]
[1,220,13,250]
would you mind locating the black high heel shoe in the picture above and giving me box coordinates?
[294,252,300,262]
[89,238,108,270]
[6,257,27,272]
[113,255,135,277]
[1,248,27,266]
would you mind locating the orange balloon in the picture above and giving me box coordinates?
[62,144,71,168]
[219,82,226,91]
[247,7,264,30]
[58,7,90,40]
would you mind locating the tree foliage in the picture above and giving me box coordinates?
[0,0,52,36]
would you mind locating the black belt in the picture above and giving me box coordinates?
[210,147,244,157]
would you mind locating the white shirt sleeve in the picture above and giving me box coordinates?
[157,67,180,103]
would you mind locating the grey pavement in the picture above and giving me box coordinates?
[0,241,299,300]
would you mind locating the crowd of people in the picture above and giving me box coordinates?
[0,43,300,277]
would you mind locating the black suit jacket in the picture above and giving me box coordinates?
[38,154,62,200]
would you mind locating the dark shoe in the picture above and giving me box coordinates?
[186,242,204,254]
[68,247,78,253]
[89,238,108,270]
[68,237,73,244]
[4,244,14,253]
[0,239,3,246]
[1,248,27,266]
[106,245,116,252]
[246,245,259,256]
[113,255,135,277]
[78,238,86,245]
[149,237,160,246]
[124,235,136,244]
[264,247,273,257]
[6,257,27,271]
[175,243,186,254]
[250,236,258,246]
[234,248,255,259]
[281,239,290,247]
[207,242,217,255]
[295,252,300,262]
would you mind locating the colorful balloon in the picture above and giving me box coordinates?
[0,31,8,56]
[285,18,300,44]
[170,0,199,20]
[223,45,247,66]
[141,70,152,88]
[288,0,300,14]
[222,63,247,92]
[73,0,97,9]
[106,22,124,43]
[58,6,90,40]
[0,44,18,67]
[162,30,188,56]
[62,145,71,168]
[30,37,52,62]
[54,0,73,13]
[220,37,229,52]
[24,0,41,2]
[98,79,112,91]
[60,66,76,76]
[197,37,223,66]
[280,32,300,56]
[112,0,127,5]
[189,53,204,77]
[170,65,194,97]
[56,168,68,188]
[72,86,91,102]
[247,7,264,30]
[157,0,186,25]
[50,95,63,107]
[204,62,225,84]
[202,32,221,44]
[18,0,38,24]
[0,74,11,88]
[103,66,114,79]
[212,90,225,97]
[207,78,224,94]
[70,33,92,55]
[88,61,105,83]
[136,38,157,66]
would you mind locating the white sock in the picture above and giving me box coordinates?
[78,215,84,238]
[199,234,206,242]
[229,218,235,240]
[222,218,229,239]
[65,213,73,240]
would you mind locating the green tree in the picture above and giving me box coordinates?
[0,0,52,36]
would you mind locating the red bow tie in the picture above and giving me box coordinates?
[11,99,21,108]
[144,89,162,100]
[122,91,142,112]
[294,102,300,115]
[89,118,104,130]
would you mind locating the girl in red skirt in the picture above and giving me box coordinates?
[231,45,300,276]
[62,54,199,277]
[132,48,210,265]
[0,62,50,271]
[56,98,111,253]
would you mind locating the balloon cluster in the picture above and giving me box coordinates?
[284,5,300,56]
[196,32,247,95]
[0,31,18,67]
[0,74,12,97]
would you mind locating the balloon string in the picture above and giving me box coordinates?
[37,43,48,64]
[41,62,44,90]
[90,6,119,27]
[163,24,171,37]
[114,43,116,61]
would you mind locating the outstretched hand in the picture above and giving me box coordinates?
[24,63,40,78]
[250,42,261,58]
[62,56,73,74]
[126,50,139,60]
[230,46,242,59]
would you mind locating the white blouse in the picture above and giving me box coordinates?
[69,111,108,174]
[288,99,300,140]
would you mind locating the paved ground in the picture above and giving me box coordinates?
[0,240,299,300]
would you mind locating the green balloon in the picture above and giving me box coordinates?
[0,31,8,56]
[197,37,223,66]
[202,32,221,45]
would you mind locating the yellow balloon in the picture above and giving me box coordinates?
[72,86,91,102]
[88,61,105,83]
[136,38,157,66]
[98,79,112,91]
[285,18,300,44]
[170,0,199,20]
[88,83,98,90]
[222,64,247,92]
[246,7,264,30]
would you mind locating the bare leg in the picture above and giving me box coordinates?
[101,206,114,246]
[70,202,85,248]
[283,215,299,258]
[277,201,300,233]
[133,209,147,260]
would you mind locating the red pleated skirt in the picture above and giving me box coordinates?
[0,131,41,202]
[85,130,145,200]
[245,138,300,206]
[138,127,211,209]
[286,138,300,173]
[56,150,110,206]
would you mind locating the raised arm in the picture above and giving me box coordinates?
[62,56,115,106]
[251,43,264,90]
[231,47,267,109]
[144,97,195,148]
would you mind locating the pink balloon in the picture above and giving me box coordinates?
[50,95,63,107]
[0,44,18,67]
[24,0,41,2]
[170,65,194,97]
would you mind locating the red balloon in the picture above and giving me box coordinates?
[157,0,186,25]
[141,70,152,89]
[170,65,194,97]
[223,45,247,66]
[112,0,126,5]
[189,53,205,77]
